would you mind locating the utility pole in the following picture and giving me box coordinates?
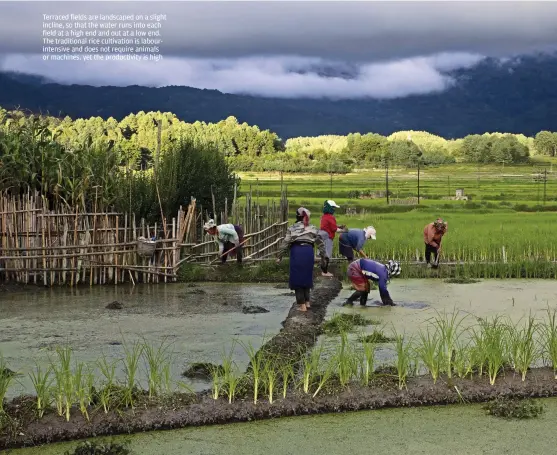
[544,168,547,205]
[417,159,420,204]
[385,160,389,205]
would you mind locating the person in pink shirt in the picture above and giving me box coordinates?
[423,218,448,268]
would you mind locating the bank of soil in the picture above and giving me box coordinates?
[4,367,557,450]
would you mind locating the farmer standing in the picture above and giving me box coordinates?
[204,219,245,264]
[423,218,448,268]
[338,226,377,262]
[318,199,345,277]
[344,259,401,307]
[276,207,328,312]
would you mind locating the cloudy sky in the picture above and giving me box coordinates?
[1,1,556,99]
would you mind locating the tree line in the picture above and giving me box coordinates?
[1,107,557,198]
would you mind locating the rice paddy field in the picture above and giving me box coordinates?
[239,162,557,277]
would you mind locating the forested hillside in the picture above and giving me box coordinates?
[1,54,557,139]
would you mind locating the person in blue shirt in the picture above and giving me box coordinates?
[338,226,376,262]
[344,259,401,307]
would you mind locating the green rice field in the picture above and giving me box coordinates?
[239,163,557,276]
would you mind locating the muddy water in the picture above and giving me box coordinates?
[7,398,557,455]
[0,283,294,396]
[321,279,557,365]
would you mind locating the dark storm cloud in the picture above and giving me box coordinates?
[1,1,556,60]
[0,1,556,99]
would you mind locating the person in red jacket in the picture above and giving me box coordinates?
[318,200,345,277]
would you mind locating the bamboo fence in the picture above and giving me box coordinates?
[0,189,290,285]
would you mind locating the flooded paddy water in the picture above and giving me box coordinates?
[0,283,294,396]
[8,397,557,455]
[320,279,557,364]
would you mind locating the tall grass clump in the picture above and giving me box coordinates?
[335,332,358,387]
[50,346,75,421]
[240,340,264,404]
[97,355,117,413]
[358,340,376,387]
[220,342,241,403]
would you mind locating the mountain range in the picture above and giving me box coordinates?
[1,54,556,139]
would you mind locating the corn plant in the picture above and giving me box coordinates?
[414,328,442,383]
[539,307,557,379]
[29,365,52,418]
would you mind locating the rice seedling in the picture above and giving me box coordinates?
[507,315,539,381]
[300,343,324,394]
[359,330,394,344]
[210,364,223,400]
[121,341,143,408]
[279,361,294,399]
[312,356,337,397]
[452,339,475,379]
[240,340,263,404]
[50,346,75,421]
[335,332,358,387]
[477,316,508,385]
[323,313,376,335]
[0,356,14,414]
[432,309,468,379]
[263,361,278,403]
[29,364,53,418]
[97,355,117,413]
[142,339,173,398]
[414,328,442,383]
[358,340,376,387]
[539,307,557,379]
[73,362,93,421]
[220,344,241,404]
[393,332,413,390]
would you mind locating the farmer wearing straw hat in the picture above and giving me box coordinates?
[344,259,401,307]
[204,219,245,264]
[338,226,376,262]
[318,199,346,277]
[276,207,328,313]
[423,218,448,268]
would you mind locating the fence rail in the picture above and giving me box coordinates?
[0,190,289,286]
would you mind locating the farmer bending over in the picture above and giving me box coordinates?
[344,259,401,307]
[338,226,376,262]
[318,199,346,277]
[204,219,245,264]
[423,218,448,268]
[276,207,328,312]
